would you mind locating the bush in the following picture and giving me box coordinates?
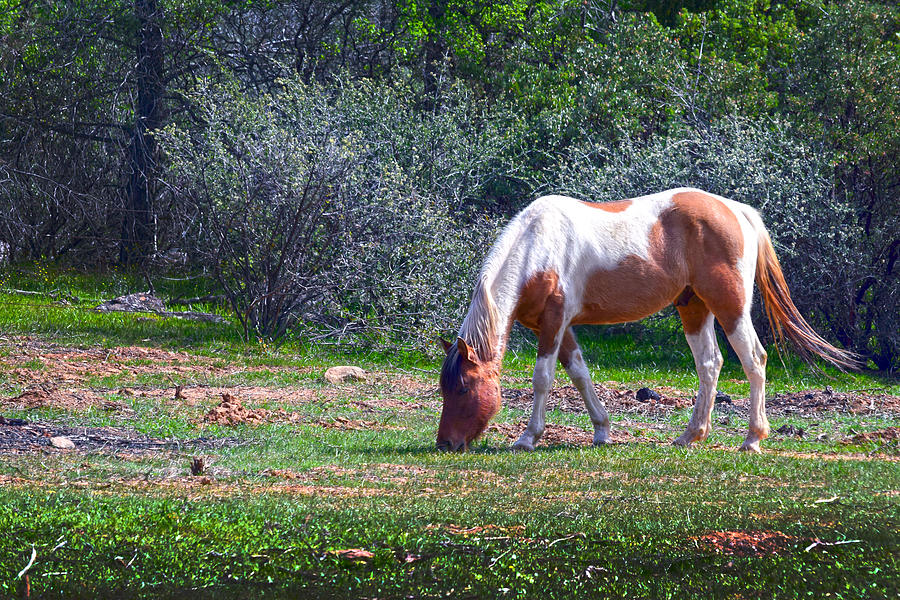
[159,74,509,347]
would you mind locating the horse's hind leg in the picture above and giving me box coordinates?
[673,294,723,446]
[724,314,769,452]
[558,328,610,445]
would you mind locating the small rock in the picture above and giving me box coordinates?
[635,387,660,402]
[95,292,166,314]
[50,436,75,449]
[714,391,732,404]
[324,366,367,385]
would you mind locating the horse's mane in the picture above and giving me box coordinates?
[439,343,461,392]
[447,204,533,375]
[458,273,502,363]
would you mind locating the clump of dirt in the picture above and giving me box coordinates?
[203,393,302,426]
[2,385,129,413]
[694,530,802,555]
[847,427,900,444]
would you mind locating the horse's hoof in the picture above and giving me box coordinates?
[739,439,762,453]
[511,439,535,452]
[672,435,694,447]
[593,430,610,446]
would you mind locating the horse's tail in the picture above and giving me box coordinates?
[744,208,861,371]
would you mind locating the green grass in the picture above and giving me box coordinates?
[1,440,897,599]
[0,265,898,598]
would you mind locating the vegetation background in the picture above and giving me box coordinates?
[0,0,897,370]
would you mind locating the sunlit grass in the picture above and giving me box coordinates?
[0,265,897,597]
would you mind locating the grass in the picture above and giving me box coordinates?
[0,265,897,598]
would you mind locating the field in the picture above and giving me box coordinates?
[0,270,898,599]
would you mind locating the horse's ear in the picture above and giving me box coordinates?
[456,337,479,364]
[439,338,453,354]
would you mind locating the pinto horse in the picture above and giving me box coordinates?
[438,188,858,453]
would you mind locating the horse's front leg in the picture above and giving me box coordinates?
[558,327,610,445]
[513,321,567,452]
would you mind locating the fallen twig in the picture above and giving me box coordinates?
[547,532,585,548]
[488,548,513,568]
[17,545,36,579]
[804,539,862,552]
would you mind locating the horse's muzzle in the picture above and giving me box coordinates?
[436,439,467,452]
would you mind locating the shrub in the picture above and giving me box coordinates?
[159,74,508,347]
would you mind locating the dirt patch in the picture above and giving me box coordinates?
[0,339,326,386]
[846,427,900,444]
[0,418,227,454]
[262,463,440,487]
[425,523,528,538]
[484,421,653,447]
[140,385,318,407]
[202,393,302,426]
[502,384,900,419]
[762,449,900,462]
[694,530,802,555]
[503,384,694,416]
[767,388,900,416]
[1,385,130,413]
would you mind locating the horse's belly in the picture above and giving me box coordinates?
[570,257,682,325]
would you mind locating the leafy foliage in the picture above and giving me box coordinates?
[0,0,897,366]
[160,74,507,343]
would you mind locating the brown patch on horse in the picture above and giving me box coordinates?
[675,289,711,335]
[581,199,632,213]
[666,191,745,333]
[556,328,579,369]
[575,245,683,326]
[513,271,567,357]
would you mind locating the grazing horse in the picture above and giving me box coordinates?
[437,188,858,453]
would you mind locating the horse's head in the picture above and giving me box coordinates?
[437,337,501,452]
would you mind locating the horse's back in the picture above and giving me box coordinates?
[507,188,758,326]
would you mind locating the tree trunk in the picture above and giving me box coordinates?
[422,0,448,111]
[120,0,164,266]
